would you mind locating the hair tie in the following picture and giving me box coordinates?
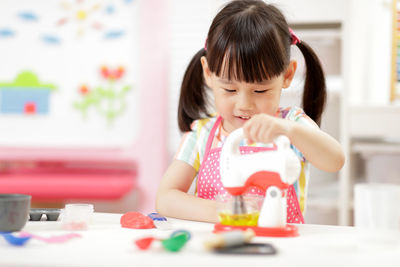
[289,27,300,45]
[204,37,208,51]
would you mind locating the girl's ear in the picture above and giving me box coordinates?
[200,56,212,88]
[282,60,297,88]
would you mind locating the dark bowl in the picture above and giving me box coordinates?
[0,194,31,232]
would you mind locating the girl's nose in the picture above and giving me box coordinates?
[237,93,253,111]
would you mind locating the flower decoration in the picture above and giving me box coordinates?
[74,65,132,125]
[79,84,90,95]
[100,66,125,80]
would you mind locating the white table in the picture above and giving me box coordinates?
[1,212,400,267]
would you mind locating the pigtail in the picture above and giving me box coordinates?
[296,41,326,126]
[178,48,209,132]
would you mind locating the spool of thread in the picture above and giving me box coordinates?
[204,229,255,250]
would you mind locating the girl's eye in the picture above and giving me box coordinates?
[254,89,269,93]
[224,88,236,93]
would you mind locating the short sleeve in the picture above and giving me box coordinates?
[280,107,318,162]
[282,106,319,129]
[174,133,200,172]
[174,117,216,172]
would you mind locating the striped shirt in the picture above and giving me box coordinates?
[175,106,318,214]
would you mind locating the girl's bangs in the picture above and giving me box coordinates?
[207,16,289,83]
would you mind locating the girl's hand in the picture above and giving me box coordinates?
[243,113,292,144]
[243,114,345,173]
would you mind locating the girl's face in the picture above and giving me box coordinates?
[201,57,296,133]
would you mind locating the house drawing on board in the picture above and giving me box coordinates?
[0,71,56,114]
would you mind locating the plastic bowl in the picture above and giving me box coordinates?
[216,193,264,226]
[62,203,94,230]
[0,194,31,232]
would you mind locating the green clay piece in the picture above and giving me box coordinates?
[161,234,189,252]
[171,230,191,240]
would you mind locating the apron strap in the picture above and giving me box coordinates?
[203,116,222,158]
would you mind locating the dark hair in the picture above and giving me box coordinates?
[178,0,326,132]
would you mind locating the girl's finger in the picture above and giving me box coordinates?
[249,121,261,144]
[258,123,270,144]
[243,119,254,141]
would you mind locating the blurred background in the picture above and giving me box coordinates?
[0,0,399,226]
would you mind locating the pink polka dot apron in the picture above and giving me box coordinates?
[197,116,304,224]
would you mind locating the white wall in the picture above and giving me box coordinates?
[345,0,392,105]
[167,0,229,159]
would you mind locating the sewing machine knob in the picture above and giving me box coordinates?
[269,189,278,198]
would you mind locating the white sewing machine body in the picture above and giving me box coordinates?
[218,128,301,232]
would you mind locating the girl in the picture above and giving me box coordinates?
[156,0,344,223]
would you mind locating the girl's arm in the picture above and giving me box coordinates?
[156,159,219,223]
[243,114,345,173]
[286,121,345,172]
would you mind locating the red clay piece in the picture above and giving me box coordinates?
[120,212,155,229]
[135,237,156,250]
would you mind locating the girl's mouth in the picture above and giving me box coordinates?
[236,115,251,121]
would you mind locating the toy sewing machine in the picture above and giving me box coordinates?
[214,128,301,237]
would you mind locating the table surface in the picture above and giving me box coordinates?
[1,212,400,267]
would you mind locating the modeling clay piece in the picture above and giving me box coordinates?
[20,232,81,243]
[171,230,191,241]
[135,237,156,250]
[120,212,155,229]
[161,230,190,252]
[0,232,31,246]
[147,213,173,230]
[134,230,191,252]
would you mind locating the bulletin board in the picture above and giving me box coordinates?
[391,0,400,102]
[0,0,139,149]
